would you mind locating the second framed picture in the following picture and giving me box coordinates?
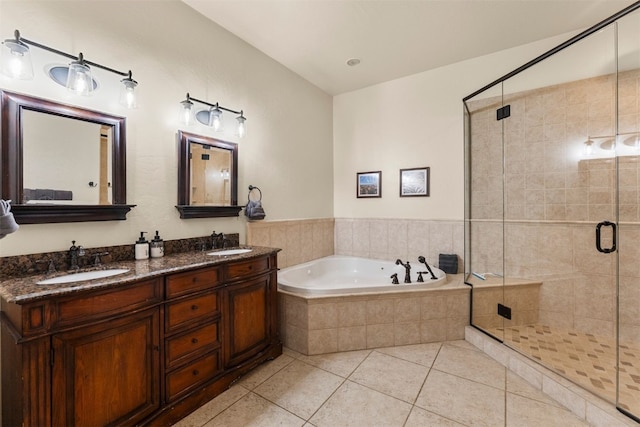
[400,167,430,197]
[357,171,382,198]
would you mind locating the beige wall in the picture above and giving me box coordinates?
[0,0,333,257]
[332,31,580,221]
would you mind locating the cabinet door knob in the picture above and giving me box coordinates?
[191,305,198,311]
[192,369,199,376]
[192,277,198,283]
[191,338,199,344]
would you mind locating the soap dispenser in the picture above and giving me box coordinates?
[135,231,149,260]
[150,230,164,258]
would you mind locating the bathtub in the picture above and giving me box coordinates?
[278,255,446,296]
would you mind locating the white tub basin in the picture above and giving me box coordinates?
[207,249,252,256]
[37,268,130,285]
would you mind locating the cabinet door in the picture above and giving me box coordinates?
[223,274,273,368]
[52,308,160,426]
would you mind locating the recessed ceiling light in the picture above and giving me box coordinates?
[346,58,361,67]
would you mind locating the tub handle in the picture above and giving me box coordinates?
[595,221,616,253]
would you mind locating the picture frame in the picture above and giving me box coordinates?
[356,171,382,198]
[400,167,430,197]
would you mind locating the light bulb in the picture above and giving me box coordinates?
[236,112,246,138]
[0,31,33,79]
[180,98,193,126]
[119,72,138,108]
[66,55,93,96]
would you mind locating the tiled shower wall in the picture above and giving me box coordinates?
[468,70,640,344]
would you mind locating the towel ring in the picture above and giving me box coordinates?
[248,185,262,202]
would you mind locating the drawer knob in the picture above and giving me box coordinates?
[191,338,199,344]
[192,369,199,376]
[191,305,198,311]
[192,277,198,283]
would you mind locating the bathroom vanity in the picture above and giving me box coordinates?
[0,247,281,426]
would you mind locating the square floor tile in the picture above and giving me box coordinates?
[205,392,304,427]
[173,385,249,427]
[506,392,589,427]
[433,344,506,389]
[237,354,295,390]
[297,349,371,378]
[309,380,412,427]
[254,360,344,420]
[404,406,466,426]
[415,369,505,427]
[349,351,429,403]
[375,342,442,367]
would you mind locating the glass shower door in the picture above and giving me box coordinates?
[499,24,619,405]
[616,10,640,421]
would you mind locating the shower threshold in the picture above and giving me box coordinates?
[466,325,638,426]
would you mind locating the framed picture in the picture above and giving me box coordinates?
[400,167,430,197]
[357,171,382,198]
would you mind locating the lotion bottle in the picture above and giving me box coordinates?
[135,231,149,260]
[150,230,164,258]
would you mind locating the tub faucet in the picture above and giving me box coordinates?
[395,259,412,283]
[418,256,437,280]
[390,273,399,284]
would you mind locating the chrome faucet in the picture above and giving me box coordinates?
[395,259,412,283]
[69,240,85,271]
[92,252,109,268]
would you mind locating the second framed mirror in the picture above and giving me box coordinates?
[176,130,241,218]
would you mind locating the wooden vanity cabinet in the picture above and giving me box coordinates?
[0,251,282,427]
[1,277,164,427]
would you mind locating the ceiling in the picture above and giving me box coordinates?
[182,0,638,95]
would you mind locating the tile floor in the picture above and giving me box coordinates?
[488,324,640,416]
[173,340,591,427]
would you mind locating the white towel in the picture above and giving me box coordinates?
[0,199,19,239]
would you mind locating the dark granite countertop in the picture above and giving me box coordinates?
[0,246,280,304]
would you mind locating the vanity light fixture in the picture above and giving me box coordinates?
[0,29,138,108]
[180,93,247,138]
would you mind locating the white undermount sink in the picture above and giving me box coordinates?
[207,248,252,256]
[37,268,130,285]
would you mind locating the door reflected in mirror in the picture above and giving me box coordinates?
[189,143,231,206]
[22,110,113,205]
[176,131,240,218]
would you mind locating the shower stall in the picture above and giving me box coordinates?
[464,3,640,422]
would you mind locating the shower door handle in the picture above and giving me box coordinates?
[595,221,617,253]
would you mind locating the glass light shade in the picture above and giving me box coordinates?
[236,113,246,138]
[119,76,138,109]
[208,106,223,131]
[66,60,93,96]
[1,38,33,79]
[180,99,194,126]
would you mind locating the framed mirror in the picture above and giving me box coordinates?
[0,90,135,224]
[176,130,241,218]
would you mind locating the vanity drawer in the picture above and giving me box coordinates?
[225,257,271,281]
[166,292,218,333]
[166,267,221,298]
[166,322,219,368]
[165,351,221,401]
[54,278,162,328]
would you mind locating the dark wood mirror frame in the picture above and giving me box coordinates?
[176,130,242,219]
[0,90,135,224]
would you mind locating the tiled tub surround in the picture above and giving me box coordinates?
[278,275,469,355]
[334,218,464,273]
[246,218,334,269]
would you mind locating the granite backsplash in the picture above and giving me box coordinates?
[0,233,240,279]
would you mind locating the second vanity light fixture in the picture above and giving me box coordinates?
[0,29,138,108]
[180,93,246,138]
